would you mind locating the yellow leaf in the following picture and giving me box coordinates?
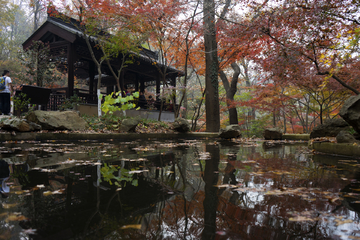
[2,203,18,209]
[349,236,360,239]
[43,191,52,196]
[289,216,317,222]
[120,224,142,230]
[335,219,353,226]
[5,214,27,222]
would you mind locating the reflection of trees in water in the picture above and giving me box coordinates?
[6,141,360,239]
[122,142,351,239]
[201,144,220,240]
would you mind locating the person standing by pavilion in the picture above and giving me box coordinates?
[0,70,14,115]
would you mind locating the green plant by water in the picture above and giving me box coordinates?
[13,93,31,112]
[101,91,139,115]
[100,163,138,187]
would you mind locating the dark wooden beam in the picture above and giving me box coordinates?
[49,40,69,48]
[89,61,95,95]
[120,70,125,96]
[67,43,75,98]
[172,76,176,105]
[23,22,76,49]
[135,73,139,92]
[156,72,161,98]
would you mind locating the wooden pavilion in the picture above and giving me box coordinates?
[22,11,184,111]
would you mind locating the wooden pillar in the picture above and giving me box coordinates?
[135,73,139,92]
[120,70,125,96]
[89,61,95,96]
[156,72,161,99]
[172,76,176,105]
[106,86,113,95]
[140,79,145,93]
[67,43,75,98]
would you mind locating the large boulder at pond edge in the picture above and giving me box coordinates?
[219,125,241,139]
[310,118,350,139]
[336,130,359,144]
[25,110,87,131]
[173,118,190,133]
[1,118,41,132]
[340,95,360,135]
[264,128,282,140]
[119,118,140,132]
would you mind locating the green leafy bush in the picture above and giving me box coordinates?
[101,91,139,115]
[58,94,83,111]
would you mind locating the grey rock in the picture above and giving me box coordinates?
[120,118,140,132]
[219,125,241,139]
[340,95,360,135]
[28,122,42,131]
[336,130,358,143]
[1,118,31,132]
[173,118,190,133]
[25,110,88,131]
[264,128,282,140]
[310,118,350,139]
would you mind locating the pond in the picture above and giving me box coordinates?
[0,138,360,240]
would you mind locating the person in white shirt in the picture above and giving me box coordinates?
[0,70,14,115]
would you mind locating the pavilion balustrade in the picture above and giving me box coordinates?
[16,86,177,113]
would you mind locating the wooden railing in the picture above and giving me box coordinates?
[16,86,177,112]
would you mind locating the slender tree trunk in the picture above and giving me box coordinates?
[84,36,103,117]
[201,144,219,240]
[203,0,220,132]
[283,111,286,133]
[319,105,323,125]
[273,110,276,127]
[219,62,240,125]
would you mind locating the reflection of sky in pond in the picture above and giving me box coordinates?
[0,139,360,239]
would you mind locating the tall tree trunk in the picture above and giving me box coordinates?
[283,111,286,133]
[319,104,323,125]
[203,0,220,132]
[273,110,276,127]
[201,144,220,240]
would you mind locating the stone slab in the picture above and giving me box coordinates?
[0,132,219,142]
[310,142,360,157]
[282,134,310,141]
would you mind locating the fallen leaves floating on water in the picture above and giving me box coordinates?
[43,191,52,196]
[216,231,226,236]
[348,236,360,239]
[289,216,318,222]
[241,160,257,164]
[2,203,18,209]
[120,224,142,230]
[234,187,266,192]
[335,219,353,226]
[43,189,64,196]
[214,184,237,189]
[5,214,27,222]
[22,229,37,235]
